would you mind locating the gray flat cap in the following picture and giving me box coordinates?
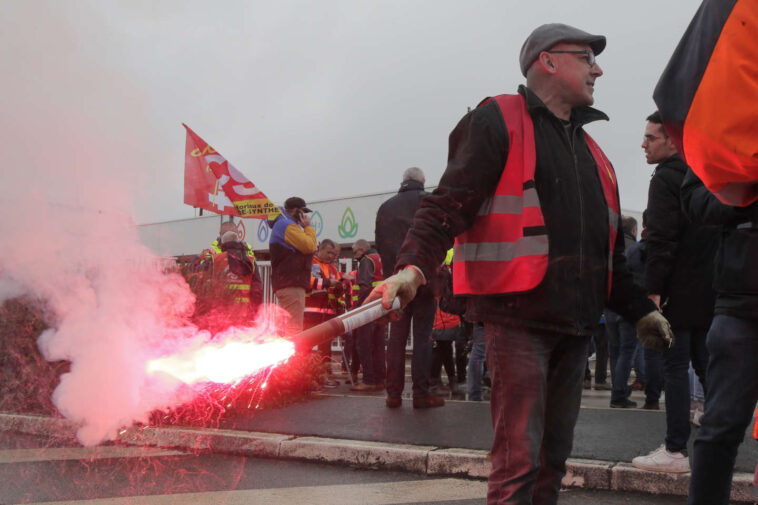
[519,23,606,76]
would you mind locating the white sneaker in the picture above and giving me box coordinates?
[632,445,690,473]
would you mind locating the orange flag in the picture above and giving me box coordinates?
[183,124,282,219]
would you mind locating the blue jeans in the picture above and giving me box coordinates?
[689,315,758,505]
[663,327,709,453]
[632,340,646,383]
[466,323,486,401]
[485,323,589,505]
[606,313,639,402]
[386,294,435,398]
[355,322,386,385]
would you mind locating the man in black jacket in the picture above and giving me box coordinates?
[375,167,443,409]
[681,169,758,505]
[367,24,672,505]
[632,112,719,474]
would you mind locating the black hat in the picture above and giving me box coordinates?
[519,23,606,77]
[284,196,312,213]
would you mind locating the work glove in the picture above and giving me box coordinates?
[636,310,675,350]
[364,266,425,311]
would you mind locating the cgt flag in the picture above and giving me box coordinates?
[183,124,282,219]
[653,0,758,206]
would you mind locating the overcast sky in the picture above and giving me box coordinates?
[2,0,701,225]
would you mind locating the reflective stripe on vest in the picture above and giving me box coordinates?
[212,253,252,304]
[453,93,619,297]
[366,253,384,286]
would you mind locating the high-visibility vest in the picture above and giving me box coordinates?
[306,256,343,315]
[351,253,384,301]
[453,93,620,297]
[212,252,252,304]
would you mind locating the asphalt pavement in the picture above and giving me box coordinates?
[0,432,709,505]
[1,359,757,503]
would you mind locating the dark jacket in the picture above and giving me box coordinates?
[395,86,654,335]
[625,238,647,288]
[356,248,380,305]
[376,179,429,279]
[220,241,263,308]
[375,179,435,297]
[623,231,637,251]
[681,169,758,321]
[644,155,719,328]
[268,212,317,291]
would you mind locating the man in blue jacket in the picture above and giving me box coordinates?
[269,197,317,341]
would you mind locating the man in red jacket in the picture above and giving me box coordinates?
[367,23,673,505]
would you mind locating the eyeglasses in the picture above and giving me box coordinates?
[546,50,596,67]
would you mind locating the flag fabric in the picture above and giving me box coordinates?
[183,124,282,219]
[653,0,758,206]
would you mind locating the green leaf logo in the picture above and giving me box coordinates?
[338,207,358,239]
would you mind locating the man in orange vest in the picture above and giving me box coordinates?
[349,239,386,392]
[212,231,263,324]
[367,23,673,505]
[303,239,346,385]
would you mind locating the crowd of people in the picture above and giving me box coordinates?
[187,17,755,505]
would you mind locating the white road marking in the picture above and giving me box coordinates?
[24,477,487,505]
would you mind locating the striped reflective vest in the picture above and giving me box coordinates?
[212,252,252,304]
[453,93,620,297]
[305,256,343,315]
[352,253,384,304]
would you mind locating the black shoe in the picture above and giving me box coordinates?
[610,398,638,408]
[385,396,402,408]
[641,401,660,410]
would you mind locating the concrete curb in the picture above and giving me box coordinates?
[1,413,754,502]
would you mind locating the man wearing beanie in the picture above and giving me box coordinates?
[367,23,672,504]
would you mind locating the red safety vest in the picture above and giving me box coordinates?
[306,256,342,315]
[212,252,252,304]
[351,253,384,302]
[453,94,620,297]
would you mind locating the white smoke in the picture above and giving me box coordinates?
[0,3,201,445]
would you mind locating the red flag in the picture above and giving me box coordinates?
[654,0,758,206]
[183,124,282,219]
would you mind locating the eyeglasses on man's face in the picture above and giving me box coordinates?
[546,49,596,67]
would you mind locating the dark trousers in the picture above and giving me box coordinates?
[664,327,709,453]
[341,331,360,376]
[431,339,455,383]
[386,294,435,398]
[688,315,758,505]
[594,324,609,383]
[355,322,385,385]
[644,348,664,404]
[606,313,639,402]
[485,323,589,505]
[455,338,469,382]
